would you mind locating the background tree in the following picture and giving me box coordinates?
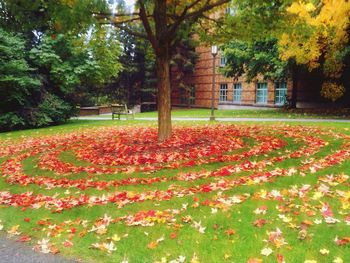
[278,0,350,102]
[218,0,350,106]
[0,0,122,131]
[171,36,198,107]
[221,37,288,82]
[215,0,303,107]
[97,0,230,141]
[0,0,107,34]
[105,24,157,107]
[0,28,41,129]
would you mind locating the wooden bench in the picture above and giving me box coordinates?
[111,104,134,120]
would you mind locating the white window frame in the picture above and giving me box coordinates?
[225,7,237,16]
[233,83,242,103]
[219,84,228,102]
[220,55,227,67]
[275,81,287,105]
[256,82,268,104]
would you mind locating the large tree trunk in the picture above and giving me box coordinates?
[156,55,172,142]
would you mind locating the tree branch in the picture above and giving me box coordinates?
[167,0,229,40]
[93,12,139,17]
[99,22,148,39]
[139,0,159,53]
[167,0,201,39]
[110,17,142,25]
[201,14,224,25]
[184,0,230,21]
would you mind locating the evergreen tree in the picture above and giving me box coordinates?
[0,28,40,129]
[0,0,122,130]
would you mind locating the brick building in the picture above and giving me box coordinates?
[171,45,293,109]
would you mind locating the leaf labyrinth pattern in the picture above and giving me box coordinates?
[0,125,349,213]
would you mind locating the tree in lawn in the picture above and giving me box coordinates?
[97,0,230,141]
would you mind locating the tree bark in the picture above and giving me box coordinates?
[156,55,172,142]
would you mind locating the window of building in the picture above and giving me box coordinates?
[225,7,237,16]
[256,82,268,104]
[220,84,228,102]
[220,55,227,67]
[275,81,287,105]
[233,83,242,103]
[189,85,195,105]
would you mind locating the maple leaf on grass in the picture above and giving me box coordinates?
[253,219,267,228]
[63,240,73,247]
[224,229,236,236]
[17,235,31,242]
[147,241,158,249]
[334,236,350,246]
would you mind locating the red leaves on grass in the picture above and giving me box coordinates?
[253,219,267,228]
[17,235,31,242]
[335,236,350,246]
[225,229,236,236]
[1,124,350,259]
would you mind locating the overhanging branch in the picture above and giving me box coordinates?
[139,0,159,53]
[167,0,230,41]
[110,17,142,24]
[99,21,148,39]
[184,0,230,21]
[93,11,139,17]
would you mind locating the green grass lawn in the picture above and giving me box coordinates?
[79,108,350,119]
[0,120,349,263]
[132,108,350,119]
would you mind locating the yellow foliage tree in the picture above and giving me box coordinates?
[278,0,350,101]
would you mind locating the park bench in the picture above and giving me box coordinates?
[111,104,134,120]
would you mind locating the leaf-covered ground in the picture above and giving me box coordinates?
[0,120,349,263]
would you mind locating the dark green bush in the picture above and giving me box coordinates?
[0,94,74,131]
[0,112,25,131]
[36,93,73,125]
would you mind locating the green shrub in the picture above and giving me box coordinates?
[0,112,25,131]
[27,94,74,128]
[0,94,74,131]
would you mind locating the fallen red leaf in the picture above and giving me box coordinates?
[277,254,285,263]
[336,237,350,246]
[17,235,31,242]
[63,240,73,247]
[225,229,236,236]
[253,219,267,228]
[147,241,158,249]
